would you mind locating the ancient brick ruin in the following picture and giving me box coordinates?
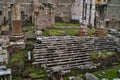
[0,36,10,64]
[32,2,55,30]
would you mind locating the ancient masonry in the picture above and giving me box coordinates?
[0,0,120,29]
[0,36,12,80]
[78,0,96,27]
[71,0,83,22]
[77,25,88,37]
[0,36,10,64]
[90,0,96,27]
[76,0,108,28]
[33,1,55,30]
[33,36,119,73]
[104,0,120,29]
[9,4,25,48]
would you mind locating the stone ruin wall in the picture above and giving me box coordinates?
[34,4,55,30]
[95,0,120,30]
[71,0,83,21]
[39,0,73,22]
[0,0,78,24]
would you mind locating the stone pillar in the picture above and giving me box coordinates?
[81,0,89,25]
[90,0,96,27]
[34,8,40,30]
[49,5,55,27]
[11,4,22,35]
[44,7,50,28]
[10,4,25,49]
[79,0,84,23]
[82,0,86,20]
[86,0,90,25]
[80,0,84,23]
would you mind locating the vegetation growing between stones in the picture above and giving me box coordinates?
[9,49,46,80]
[63,65,120,80]
[8,24,119,80]
[42,28,80,36]
[55,22,80,26]
[90,50,115,59]
[93,65,120,79]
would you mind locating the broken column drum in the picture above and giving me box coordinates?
[77,28,88,36]
[94,27,106,37]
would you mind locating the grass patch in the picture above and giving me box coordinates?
[88,28,96,36]
[9,49,27,80]
[93,65,120,79]
[63,68,85,80]
[23,25,35,37]
[90,50,114,59]
[10,49,27,64]
[23,25,34,31]
[23,25,35,47]
[63,65,120,80]
[10,49,46,79]
[42,28,80,36]
[25,31,35,37]
[55,22,80,26]
[12,76,19,80]
[26,40,35,45]
[24,66,46,78]
[88,28,108,36]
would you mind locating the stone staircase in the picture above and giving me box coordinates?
[33,36,118,72]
